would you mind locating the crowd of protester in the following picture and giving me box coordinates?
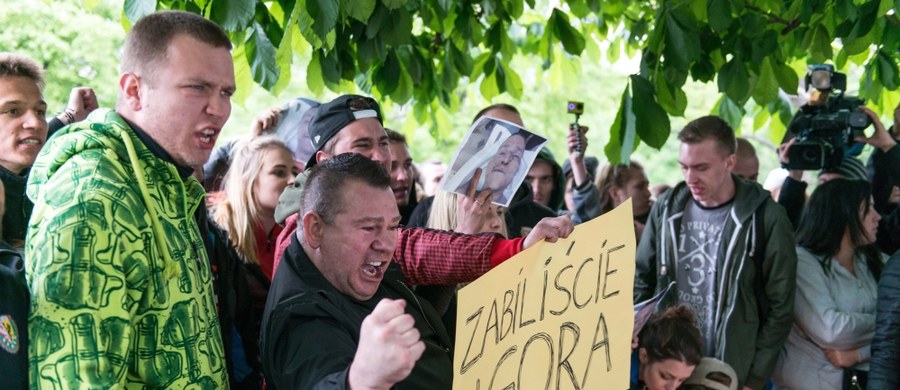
[0,9,898,390]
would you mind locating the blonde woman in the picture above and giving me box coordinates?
[427,189,507,237]
[211,135,298,280]
[209,135,297,377]
[416,188,507,337]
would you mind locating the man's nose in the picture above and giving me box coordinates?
[372,229,397,252]
[23,109,44,130]
[206,94,230,118]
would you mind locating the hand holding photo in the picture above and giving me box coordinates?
[442,116,548,207]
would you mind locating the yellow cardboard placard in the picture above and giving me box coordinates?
[454,200,636,390]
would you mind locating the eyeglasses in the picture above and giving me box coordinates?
[347,97,379,112]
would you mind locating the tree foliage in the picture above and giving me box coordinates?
[0,0,123,112]
[133,0,900,162]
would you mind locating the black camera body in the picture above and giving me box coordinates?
[784,65,870,170]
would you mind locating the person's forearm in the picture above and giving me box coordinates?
[395,227,499,285]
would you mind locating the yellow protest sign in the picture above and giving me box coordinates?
[454,201,636,390]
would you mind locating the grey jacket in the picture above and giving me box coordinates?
[635,176,797,389]
[772,247,879,390]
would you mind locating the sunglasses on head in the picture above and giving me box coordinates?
[347,97,378,112]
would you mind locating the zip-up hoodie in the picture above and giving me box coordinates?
[25,109,227,388]
[634,176,797,390]
[533,148,566,212]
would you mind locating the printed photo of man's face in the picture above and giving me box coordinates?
[484,133,525,192]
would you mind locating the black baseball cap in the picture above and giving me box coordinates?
[306,94,383,167]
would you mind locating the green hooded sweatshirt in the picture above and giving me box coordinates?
[26,109,227,389]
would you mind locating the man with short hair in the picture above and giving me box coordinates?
[635,116,797,390]
[27,11,233,387]
[734,137,759,182]
[261,153,572,388]
[0,53,48,249]
[0,55,98,249]
[385,128,418,224]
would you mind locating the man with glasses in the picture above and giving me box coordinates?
[27,11,233,387]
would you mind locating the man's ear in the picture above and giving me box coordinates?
[315,150,330,166]
[302,212,324,249]
[119,72,142,111]
[638,347,648,364]
[725,153,737,171]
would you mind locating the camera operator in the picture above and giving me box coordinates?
[779,106,900,254]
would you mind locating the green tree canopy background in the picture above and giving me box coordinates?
[126,0,900,164]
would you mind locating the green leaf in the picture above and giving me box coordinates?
[503,0,525,19]
[382,0,407,10]
[715,94,745,130]
[319,49,342,89]
[751,57,779,105]
[877,50,900,90]
[631,75,670,149]
[124,0,155,24]
[209,0,255,31]
[358,36,387,69]
[708,0,732,32]
[809,23,833,63]
[244,22,279,89]
[344,0,376,22]
[365,3,387,39]
[381,9,413,45]
[230,44,253,106]
[271,16,295,95]
[550,9,585,55]
[654,74,687,116]
[718,59,751,104]
[480,69,500,100]
[381,0,407,9]
[375,50,401,95]
[391,62,414,103]
[494,59,507,93]
[772,61,799,94]
[305,0,338,43]
[503,64,523,99]
[449,42,473,75]
[605,80,639,164]
[664,10,700,70]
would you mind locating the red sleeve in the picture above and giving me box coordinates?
[394,228,505,286]
[489,237,524,268]
[271,214,298,278]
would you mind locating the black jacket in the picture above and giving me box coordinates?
[867,144,900,255]
[260,236,453,389]
[505,183,556,238]
[0,166,31,247]
[869,252,900,389]
[0,240,27,389]
[205,219,259,388]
